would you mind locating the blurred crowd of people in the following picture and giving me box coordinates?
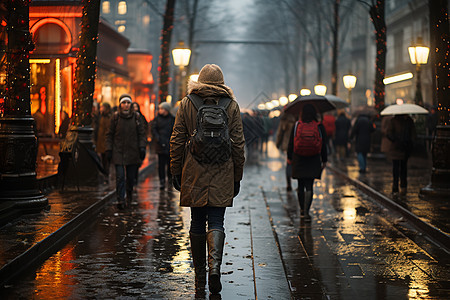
[274,105,438,198]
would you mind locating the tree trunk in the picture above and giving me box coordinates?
[158,0,176,104]
[369,0,386,112]
[331,0,340,96]
[72,0,101,127]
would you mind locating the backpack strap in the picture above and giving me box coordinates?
[187,94,204,110]
[218,97,232,110]
[188,94,232,110]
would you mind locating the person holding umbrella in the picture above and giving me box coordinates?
[287,104,328,220]
[381,104,424,195]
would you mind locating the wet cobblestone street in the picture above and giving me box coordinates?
[1,141,449,299]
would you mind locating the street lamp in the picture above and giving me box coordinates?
[314,83,327,96]
[288,94,297,102]
[279,96,289,105]
[172,41,191,100]
[343,74,357,105]
[300,88,311,96]
[408,37,429,106]
[189,73,199,82]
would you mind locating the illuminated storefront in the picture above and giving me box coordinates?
[28,1,154,136]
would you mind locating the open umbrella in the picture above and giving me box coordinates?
[325,95,349,109]
[380,103,429,116]
[284,94,337,116]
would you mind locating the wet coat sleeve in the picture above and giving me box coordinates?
[151,117,160,144]
[229,101,246,181]
[287,126,295,161]
[170,98,189,176]
[319,124,328,163]
[137,113,147,148]
[105,115,116,151]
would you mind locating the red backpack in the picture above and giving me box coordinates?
[293,120,322,156]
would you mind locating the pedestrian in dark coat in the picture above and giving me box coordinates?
[151,101,175,190]
[386,114,416,195]
[334,111,351,161]
[170,64,245,296]
[350,114,375,173]
[276,112,296,191]
[96,102,112,179]
[106,94,146,209]
[287,104,328,220]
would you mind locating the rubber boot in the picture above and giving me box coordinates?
[190,232,206,298]
[117,197,126,210]
[207,229,225,294]
[126,189,133,205]
[303,191,313,220]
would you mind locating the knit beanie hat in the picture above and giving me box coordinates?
[159,101,171,112]
[119,94,132,104]
[198,64,224,85]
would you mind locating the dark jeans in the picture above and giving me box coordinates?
[286,163,292,188]
[115,164,139,200]
[158,153,171,183]
[357,152,367,171]
[297,178,314,210]
[392,159,408,190]
[190,206,226,235]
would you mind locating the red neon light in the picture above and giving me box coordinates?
[30,18,72,54]
[116,56,124,65]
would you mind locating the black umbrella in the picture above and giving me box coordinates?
[284,94,337,116]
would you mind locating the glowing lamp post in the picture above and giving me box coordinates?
[300,88,311,96]
[343,74,357,105]
[172,41,191,100]
[279,96,289,106]
[314,84,327,96]
[408,37,429,106]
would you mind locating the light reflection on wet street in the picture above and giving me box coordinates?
[2,140,449,299]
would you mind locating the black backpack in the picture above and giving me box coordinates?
[187,94,232,164]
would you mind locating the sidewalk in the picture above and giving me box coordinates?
[1,144,449,298]
[0,154,157,287]
[327,154,450,248]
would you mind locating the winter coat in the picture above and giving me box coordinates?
[322,114,336,138]
[380,116,393,153]
[350,115,374,153]
[276,112,296,152]
[386,115,416,160]
[170,81,246,207]
[287,123,328,179]
[334,113,351,146]
[106,109,146,165]
[96,112,112,154]
[152,112,175,155]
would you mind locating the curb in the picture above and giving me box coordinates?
[0,161,156,288]
[327,165,450,251]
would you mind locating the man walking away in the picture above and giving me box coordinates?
[106,94,146,209]
[386,114,416,195]
[350,114,375,173]
[170,64,245,296]
[152,102,175,190]
[334,110,351,161]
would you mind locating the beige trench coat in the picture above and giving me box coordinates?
[170,82,245,207]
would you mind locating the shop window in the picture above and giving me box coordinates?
[118,1,127,15]
[102,1,111,14]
